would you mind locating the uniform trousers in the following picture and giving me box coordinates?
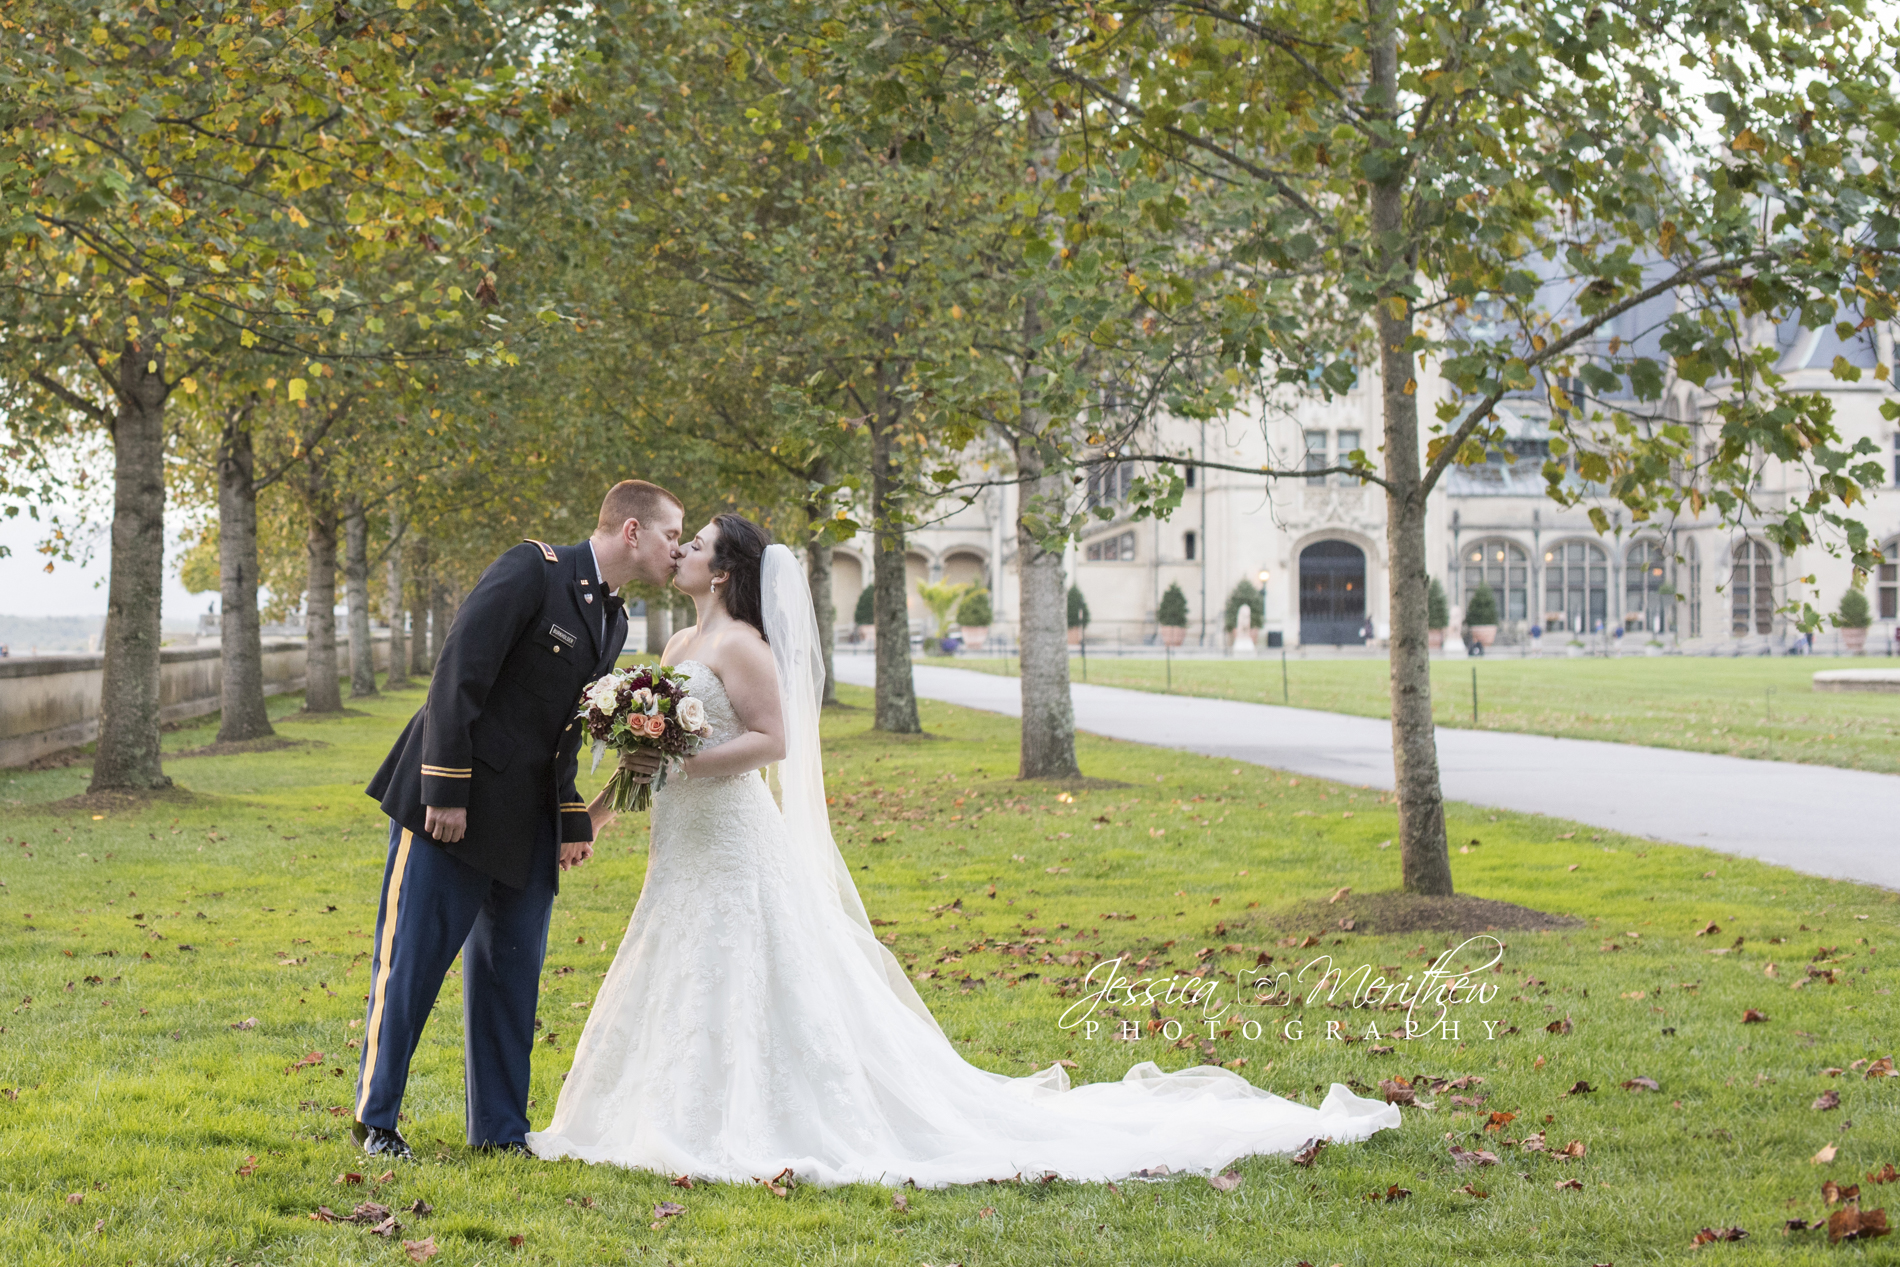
[354,816,557,1146]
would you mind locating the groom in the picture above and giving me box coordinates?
[354,479,684,1159]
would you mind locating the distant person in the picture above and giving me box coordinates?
[0,644,8,658]
[1357,616,1374,643]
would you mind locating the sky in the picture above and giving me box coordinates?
[0,501,207,622]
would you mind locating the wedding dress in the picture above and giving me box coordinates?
[525,548,1401,1188]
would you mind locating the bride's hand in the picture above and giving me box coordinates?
[618,748,663,784]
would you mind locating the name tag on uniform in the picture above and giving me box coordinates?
[549,623,577,647]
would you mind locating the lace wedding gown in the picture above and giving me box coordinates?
[525,657,1402,1188]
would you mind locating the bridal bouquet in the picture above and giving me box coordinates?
[579,664,711,813]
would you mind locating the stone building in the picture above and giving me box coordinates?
[825,316,1900,655]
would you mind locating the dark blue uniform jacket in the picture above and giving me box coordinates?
[367,540,628,890]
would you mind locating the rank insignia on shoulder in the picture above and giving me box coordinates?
[524,538,558,562]
[549,623,577,646]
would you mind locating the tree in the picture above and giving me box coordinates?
[1427,578,1450,632]
[0,0,517,788]
[1465,583,1499,628]
[957,588,993,628]
[902,0,1897,894]
[1836,587,1872,630]
[1158,581,1189,629]
[1067,583,1090,631]
[916,580,975,643]
[855,584,876,627]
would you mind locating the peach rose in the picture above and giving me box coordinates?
[645,714,668,738]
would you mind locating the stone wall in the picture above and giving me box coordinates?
[0,637,388,768]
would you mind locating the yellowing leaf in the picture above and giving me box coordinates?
[287,378,307,402]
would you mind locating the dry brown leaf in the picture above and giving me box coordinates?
[1622,1076,1661,1092]
[1813,1090,1841,1111]
[1449,1145,1499,1168]
[978,1205,995,1218]
[1458,1183,1489,1198]
[1565,1080,1595,1096]
[336,1172,364,1186]
[1694,922,1721,937]
[1741,1008,1768,1024]
[1547,1017,1573,1035]
[310,1206,339,1223]
[1208,1169,1242,1192]
[1379,1077,1416,1105]
[1827,1206,1891,1244]
[402,1236,439,1263]
[406,1200,432,1216]
[892,1192,910,1213]
[1813,1143,1840,1165]
[1558,1140,1587,1159]
[1868,1164,1899,1185]
[1866,1057,1896,1079]
[368,1216,402,1239]
[1689,1225,1747,1245]
[1554,1178,1584,1190]
[1291,1138,1326,1167]
[1328,887,1351,904]
[508,1234,525,1249]
[235,1156,258,1177]
[671,1174,694,1189]
[1823,1180,1861,1206]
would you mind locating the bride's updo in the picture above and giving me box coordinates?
[711,512,772,641]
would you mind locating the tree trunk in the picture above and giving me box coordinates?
[644,592,671,654]
[343,494,378,698]
[302,469,343,714]
[89,339,173,792]
[1012,434,1080,779]
[430,577,453,665]
[806,458,839,706]
[383,505,410,690]
[1011,107,1082,780]
[408,538,432,675]
[869,402,920,734]
[1370,5,1453,895]
[215,407,274,742]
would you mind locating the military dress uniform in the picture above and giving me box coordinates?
[358,539,627,1147]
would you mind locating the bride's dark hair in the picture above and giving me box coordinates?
[711,512,772,641]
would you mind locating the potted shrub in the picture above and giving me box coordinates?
[1067,583,1090,647]
[1158,581,1189,646]
[1464,582,1500,646]
[1645,638,1664,656]
[1566,637,1584,658]
[916,580,974,656]
[1427,578,1449,649]
[956,588,992,650]
[853,584,875,642]
[1223,579,1263,650]
[1837,586,1872,654]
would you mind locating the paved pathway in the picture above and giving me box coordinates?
[834,657,1900,891]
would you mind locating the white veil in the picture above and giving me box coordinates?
[758,544,942,1030]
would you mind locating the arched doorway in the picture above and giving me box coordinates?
[1299,540,1367,645]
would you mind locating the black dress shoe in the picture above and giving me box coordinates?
[352,1121,414,1161]
[477,1140,535,1158]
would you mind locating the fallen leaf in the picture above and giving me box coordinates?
[1208,1169,1242,1192]
[891,1192,910,1213]
[310,1206,339,1223]
[1824,1180,1861,1206]
[235,1155,259,1177]
[403,1236,439,1263]
[671,1174,694,1189]
[1379,1077,1416,1105]
[1695,922,1721,937]
[979,1205,995,1218]
[231,1017,258,1030]
[1328,887,1351,904]
[1868,1164,1899,1185]
[1828,1206,1891,1244]
[1547,1017,1573,1035]
[1376,1183,1410,1201]
[407,1199,432,1216]
[1813,1090,1841,1111]
[1558,1140,1587,1160]
[1458,1183,1489,1198]
[1554,1178,1584,1190]
[652,1200,686,1222]
[1741,1008,1768,1024]
[508,1234,525,1248]
[1813,1143,1840,1165]
[368,1216,402,1239]
[1449,1146,1499,1169]
[1866,1057,1896,1079]
[65,1193,83,1205]
[336,1172,364,1186]
[1622,1076,1661,1092]
[375,1170,395,1183]
[1689,1226,1747,1245]
[1291,1138,1326,1167]
[1565,1080,1595,1096]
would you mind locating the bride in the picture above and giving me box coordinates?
[526,513,1402,1187]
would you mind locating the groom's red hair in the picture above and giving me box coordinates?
[597,479,683,533]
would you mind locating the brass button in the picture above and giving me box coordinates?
[552,644,561,653]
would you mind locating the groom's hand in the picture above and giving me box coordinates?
[425,805,467,843]
[559,838,594,871]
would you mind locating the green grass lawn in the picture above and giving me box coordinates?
[0,683,1894,1265]
[951,652,1900,774]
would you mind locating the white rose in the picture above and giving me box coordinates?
[630,686,655,712]
[584,678,621,712]
[676,695,706,732]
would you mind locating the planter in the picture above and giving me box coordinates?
[1843,627,1869,654]
[1566,643,1584,658]
[959,625,989,651]
[1067,627,1084,647]
[1428,628,1445,649]
[1470,624,1499,647]
[1645,643,1664,657]
[1160,625,1187,647]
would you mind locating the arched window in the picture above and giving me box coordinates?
[1730,540,1775,636]
[1878,540,1897,621]
[1625,541,1672,634]
[1460,539,1528,624]
[1543,540,1608,633]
